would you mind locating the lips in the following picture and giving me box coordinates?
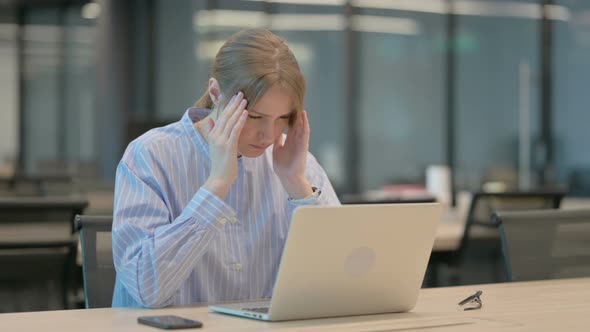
[250,144,267,150]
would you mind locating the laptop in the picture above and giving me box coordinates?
[209,203,442,321]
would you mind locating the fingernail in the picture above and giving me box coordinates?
[238,91,243,98]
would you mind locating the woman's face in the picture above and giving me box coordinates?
[237,85,296,158]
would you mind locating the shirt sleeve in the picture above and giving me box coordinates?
[112,157,235,308]
[286,151,341,217]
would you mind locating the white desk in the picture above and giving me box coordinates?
[433,208,465,252]
[1,278,589,331]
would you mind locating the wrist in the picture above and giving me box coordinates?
[203,177,232,200]
[288,186,321,204]
[281,175,313,199]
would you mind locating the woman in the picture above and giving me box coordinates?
[112,29,340,308]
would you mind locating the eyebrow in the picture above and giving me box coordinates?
[250,110,294,117]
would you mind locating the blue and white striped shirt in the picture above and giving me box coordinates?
[111,107,340,308]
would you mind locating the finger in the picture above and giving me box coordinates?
[215,92,243,133]
[289,111,303,138]
[302,111,310,147]
[274,133,284,149]
[283,127,295,148]
[272,134,284,158]
[214,93,235,120]
[284,113,301,145]
[211,94,234,132]
[302,111,310,138]
[228,110,248,145]
[214,92,240,132]
[223,98,248,138]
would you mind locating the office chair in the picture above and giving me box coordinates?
[0,174,74,197]
[569,169,590,197]
[427,191,565,286]
[75,215,116,309]
[0,197,88,311]
[494,209,590,282]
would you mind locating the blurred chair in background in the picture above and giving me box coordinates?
[0,160,114,216]
[494,209,590,282]
[0,174,74,197]
[36,160,100,180]
[0,197,88,312]
[428,190,565,287]
[75,215,115,309]
[569,168,590,197]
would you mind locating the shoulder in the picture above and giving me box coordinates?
[121,120,188,171]
[304,150,324,173]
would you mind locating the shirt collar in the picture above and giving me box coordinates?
[181,107,211,158]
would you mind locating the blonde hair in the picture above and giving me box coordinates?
[195,29,305,126]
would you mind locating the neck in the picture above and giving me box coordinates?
[194,115,212,143]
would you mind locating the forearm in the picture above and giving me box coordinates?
[203,177,232,200]
[113,187,235,308]
[284,153,342,218]
[280,175,313,200]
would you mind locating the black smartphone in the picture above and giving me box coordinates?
[137,315,203,330]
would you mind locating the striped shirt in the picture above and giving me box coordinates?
[111,107,340,308]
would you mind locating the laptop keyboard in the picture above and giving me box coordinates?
[243,307,269,314]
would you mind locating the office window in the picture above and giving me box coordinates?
[454,0,542,191]
[22,6,96,175]
[63,7,96,165]
[22,8,61,174]
[553,0,590,189]
[269,2,348,191]
[155,0,266,120]
[155,0,348,190]
[0,10,18,175]
[356,6,446,191]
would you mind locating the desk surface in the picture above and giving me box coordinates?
[1,277,588,331]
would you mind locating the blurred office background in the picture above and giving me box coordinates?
[1,0,589,196]
[0,0,589,312]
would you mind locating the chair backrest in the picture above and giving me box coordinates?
[456,191,565,260]
[569,169,590,196]
[0,175,74,197]
[0,197,88,310]
[0,197,88,250]
[494,209,590,282]
[75,215,115,309]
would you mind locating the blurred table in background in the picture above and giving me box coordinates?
[341,185,436,205]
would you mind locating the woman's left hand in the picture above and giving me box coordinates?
[273,111,314,199]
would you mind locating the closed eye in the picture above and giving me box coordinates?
[248,115,292,120]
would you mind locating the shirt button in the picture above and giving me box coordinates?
[230,217,238,224]
[234,263,242,271]
[219,217,228,225]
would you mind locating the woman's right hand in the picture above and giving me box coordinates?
[203,92,249,200]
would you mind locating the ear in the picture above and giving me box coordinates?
[208,78,222,107]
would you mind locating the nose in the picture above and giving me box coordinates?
[257,122,275,142]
